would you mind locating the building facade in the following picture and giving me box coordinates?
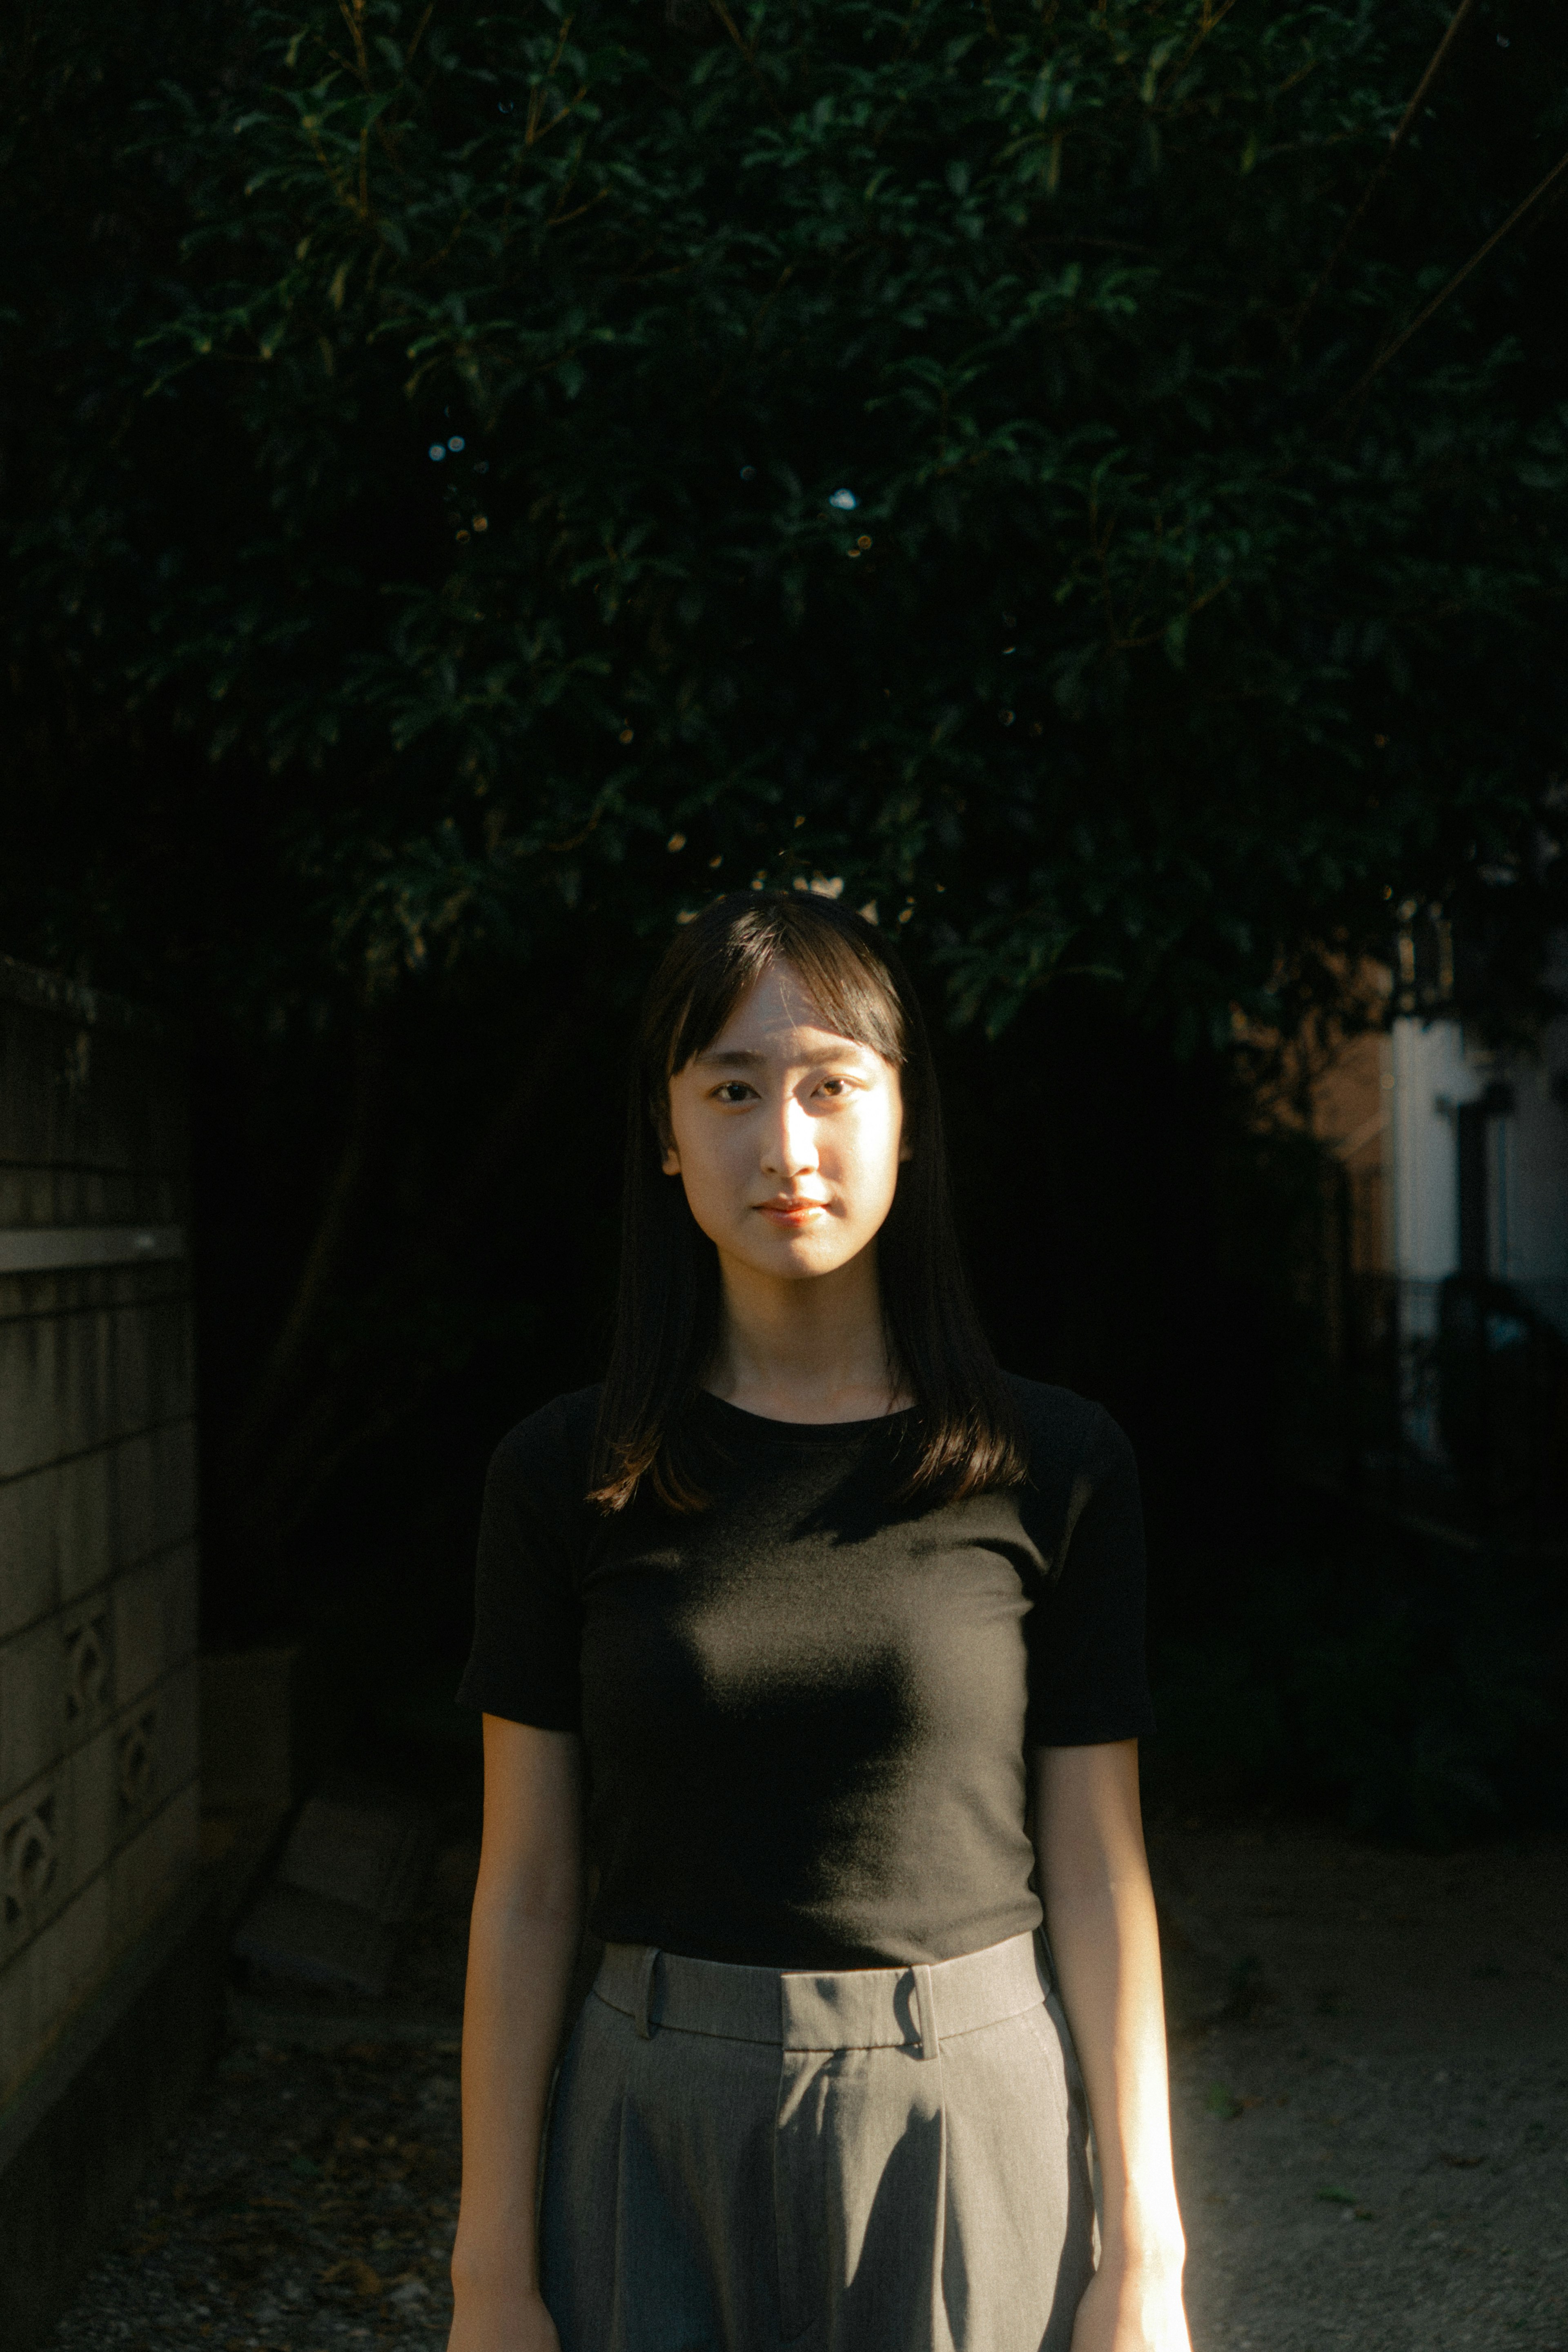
[1310,932,1568,1516]
[0,959,200,2111]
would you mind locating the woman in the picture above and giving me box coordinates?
[449,892,1189,2352]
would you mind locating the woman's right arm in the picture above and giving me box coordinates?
[448,1714,586,2352]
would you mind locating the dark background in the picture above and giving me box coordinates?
[4,0,1568,1846]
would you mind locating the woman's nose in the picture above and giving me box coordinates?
[762,1094,818,1178]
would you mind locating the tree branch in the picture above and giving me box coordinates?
[1287,0,1482,344]
[1330,145,1568,420]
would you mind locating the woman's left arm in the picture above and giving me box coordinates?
[1031,1740,1190,2352]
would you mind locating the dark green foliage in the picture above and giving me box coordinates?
[5,0,1568,1035]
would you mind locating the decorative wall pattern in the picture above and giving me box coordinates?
[0,959,200,2107]
[3,1794,58,1936]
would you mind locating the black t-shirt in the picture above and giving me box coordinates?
[458,1377,1155,1969]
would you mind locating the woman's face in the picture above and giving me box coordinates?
[662,961,910,1284]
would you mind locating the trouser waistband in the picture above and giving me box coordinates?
[593,1930,1050,2062]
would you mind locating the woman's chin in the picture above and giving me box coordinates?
[724,1228,861,1282]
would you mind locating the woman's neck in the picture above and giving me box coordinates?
[704,1244,909,1424]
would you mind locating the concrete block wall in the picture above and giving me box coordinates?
[0,960,200,2111]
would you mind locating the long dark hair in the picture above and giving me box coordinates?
[589,892,1025,1512]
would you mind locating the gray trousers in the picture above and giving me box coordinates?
[539,1931,1096,2352]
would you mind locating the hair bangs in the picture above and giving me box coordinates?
[663,901,907,1093]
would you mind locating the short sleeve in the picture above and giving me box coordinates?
[1024,1406,1157,1747]
[455,1395,592,1732]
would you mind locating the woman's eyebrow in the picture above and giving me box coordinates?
[693,1037,871,1069]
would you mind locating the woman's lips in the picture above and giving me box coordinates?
[755,1198,828,1224]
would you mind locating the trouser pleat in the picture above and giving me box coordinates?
[541,1935,1093,2352]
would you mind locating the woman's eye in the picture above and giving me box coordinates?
[819,1077,851,1097]
[714,1081,754,1104]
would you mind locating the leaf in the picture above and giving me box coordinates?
[1141,40,1177,106]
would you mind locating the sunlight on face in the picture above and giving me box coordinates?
[662,963,909,1285]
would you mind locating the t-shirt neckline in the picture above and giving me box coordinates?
[694,1389,915,1445]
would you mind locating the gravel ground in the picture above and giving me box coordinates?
[1154,1817,1568,2352]
[49,2034,463,2351]
[48,1814,1568,2351]
[47,1827,481,2352]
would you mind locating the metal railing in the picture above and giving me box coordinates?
[1333,1271,1568,1540]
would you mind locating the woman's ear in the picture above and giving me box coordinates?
[653,1087,681,1175]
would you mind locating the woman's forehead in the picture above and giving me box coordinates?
[690,965,884,1066]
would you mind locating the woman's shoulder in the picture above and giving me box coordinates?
[999,1377,1144,1578]
[1000,1373,1135,1480]
[487,1383,604,1500]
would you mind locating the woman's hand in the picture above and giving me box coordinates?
[1069,2241,1190,2352]
[447,2283,563,2352]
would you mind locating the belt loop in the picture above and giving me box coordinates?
[633,1945,660,2040]
[912,1964,940,2062]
